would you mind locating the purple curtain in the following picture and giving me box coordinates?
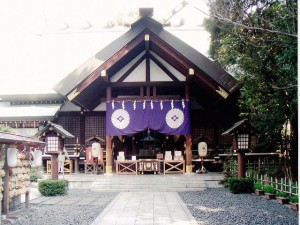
[106,100,191,136]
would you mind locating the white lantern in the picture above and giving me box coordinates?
[7,148,18,167]
[33,150,42,167]
[198,142,207,157]
[92,143,101,158]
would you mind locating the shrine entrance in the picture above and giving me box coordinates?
[52,10,239,175]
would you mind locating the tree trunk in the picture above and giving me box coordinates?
[290,112,298,180]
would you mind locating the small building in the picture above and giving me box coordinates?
[0,9,240,173]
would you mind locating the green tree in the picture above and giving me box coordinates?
[205,0,297,179]
[0,124,12,133]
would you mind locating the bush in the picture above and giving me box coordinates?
[263,185,276,194]
[290,195,298,204]
[276,192,288,198]
[38,179,69,196]
[227,177,254,194]
[253,182,263,190]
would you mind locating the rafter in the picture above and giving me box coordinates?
[116,54,146,83]
[149,53,181,82]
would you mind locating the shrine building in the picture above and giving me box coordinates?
[0,9,240,174]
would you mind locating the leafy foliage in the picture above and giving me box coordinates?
[263,185,276,194]
[205,0,298,178]
[289,195,298,204]
[227,177,254,194]
[38,179,69,196]
[0,125,13,133]
[253,182,263,190]
[276,191,288,198]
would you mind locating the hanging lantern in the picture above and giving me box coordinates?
[33,150,42,167]
[7,148,18,167]
[92,142,101,158]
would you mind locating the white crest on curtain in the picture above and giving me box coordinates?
[160,100,163,110]
[150,100,153,109]
[171,100,174,109]
[122,101,125,109]
[143,100,146,109]
[182,99,185,109]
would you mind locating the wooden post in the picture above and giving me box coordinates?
[185,134,192,173]
[237,152,245,178]
[25,192,30,208]
[106,136,112,174]
[106,86,113,174]
[184,85,192,173]
[3,144,9,215]
[51,154,59,180]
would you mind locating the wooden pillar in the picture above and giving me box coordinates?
[51,154,59,180]
[185,134,192,173]
[106,86,113,174]
[25,192,30,208]
[80,108,85,145]
[185,85,192,173]
[237,152,245,178]
[74,158,79,173]
[3,144,9,215]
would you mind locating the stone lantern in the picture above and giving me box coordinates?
[35,122,74,179]
[222,119,257,178]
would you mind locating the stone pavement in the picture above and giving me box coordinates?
[91,192,198,225]
[20,173,224,225]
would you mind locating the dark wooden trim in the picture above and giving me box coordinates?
[116,54,146,83]
[75,33,146,93]
[185,85,190,101]
[110,81,186,87]
[140,86,144,97]
[150,53,181,81]
[146,56,150,82]
[150,33,219,91]
[153,86,157,97]
[146,86,151,97]
[106,86,112,100]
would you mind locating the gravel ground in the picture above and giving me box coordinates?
[179,188,299,225]
[3,190,118,225]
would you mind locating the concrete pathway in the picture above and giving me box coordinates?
[20,173,224,224]
[91,192,198,225]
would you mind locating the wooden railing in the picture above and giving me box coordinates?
[247,172,298,196]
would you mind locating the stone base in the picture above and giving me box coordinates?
[186,165,193,173]
[105,166,113,174]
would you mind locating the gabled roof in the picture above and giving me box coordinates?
[222,119,257,135]
[0,131,45,145]
[54,15,239,111]
[35,122,74,138]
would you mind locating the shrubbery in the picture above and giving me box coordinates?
[253,182,263,190]
[227,177,254,194]
[276,192,288,198]
[289,195,298,204]
[263,185,276,194]
[38,179,69,196]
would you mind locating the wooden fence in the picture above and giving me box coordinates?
[247,172,298,196]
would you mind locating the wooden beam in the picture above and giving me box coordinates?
[75,33,145,93]
[149,53,181,81]
[140,87,144,97]
[116,54,146,83]
[150,33,220,91]
[146,86,151,97]
[108,96,182,102]
[110,81,186,87]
